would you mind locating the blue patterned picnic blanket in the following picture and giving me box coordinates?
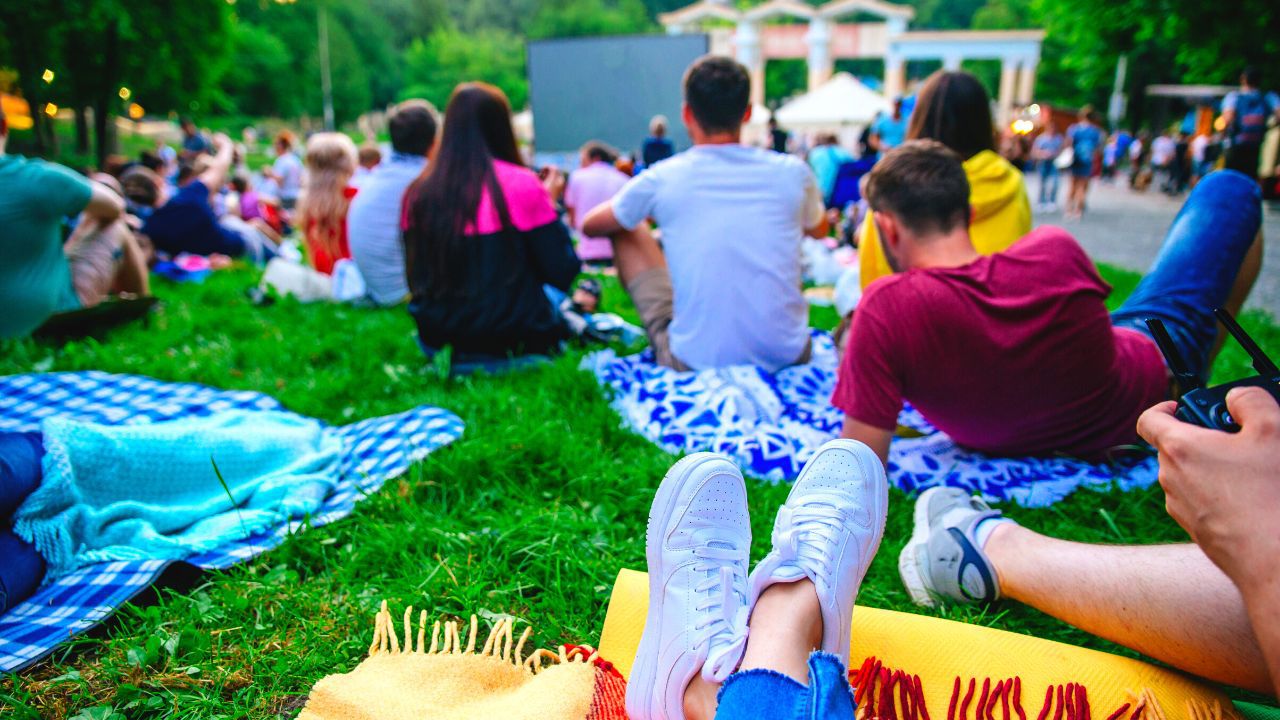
[584,331,1158,507]
[0,371,464,673]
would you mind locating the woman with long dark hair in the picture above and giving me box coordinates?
[856,70,1031,290]
[404,83,580,361]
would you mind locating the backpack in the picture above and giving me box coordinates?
[1232,91,1270,145]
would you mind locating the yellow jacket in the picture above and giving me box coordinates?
[857,149,1032,290]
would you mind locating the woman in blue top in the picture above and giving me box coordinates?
[1065,106,1104,219]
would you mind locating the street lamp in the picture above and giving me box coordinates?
[41,69,55,84]
[118,87,132,101]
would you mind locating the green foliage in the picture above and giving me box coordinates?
[213,21,295,117]
[765,59,807,105]
[401,26,530,111]
[528,0,654,39]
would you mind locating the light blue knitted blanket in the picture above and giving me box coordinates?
[14,411,342,578]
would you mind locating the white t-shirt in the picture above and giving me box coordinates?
[273,151,304,202]
[611,144,824,372]
[1151,136,1176,167]
[1190,134,1209,163]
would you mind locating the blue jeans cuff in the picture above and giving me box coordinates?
[715,652,855,720]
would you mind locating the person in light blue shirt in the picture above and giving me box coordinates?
[347,100,438,306]
[871,99,909,152]
[807,133,854,205]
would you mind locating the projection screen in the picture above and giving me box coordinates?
[526,34,710,157]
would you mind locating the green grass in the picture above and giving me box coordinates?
[0,264,1277,717]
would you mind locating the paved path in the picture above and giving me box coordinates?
[1030,177,1280,317]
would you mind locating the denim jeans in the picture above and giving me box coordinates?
[1038,161,1059,205]
[715,652,856,720]
[1111,170,1263,382]
[0,432,47,614]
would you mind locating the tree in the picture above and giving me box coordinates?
[527,0,653,39]
[401,26,529,111]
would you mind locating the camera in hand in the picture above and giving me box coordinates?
[1145,309,1280,432]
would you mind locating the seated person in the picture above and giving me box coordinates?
[641,115,675,168]
[348,99,438,306]
[836,141,1263,464]
[627,439,887,720]
[0,107,149,340]
[583,56,827,373]
[352,144,381,188]
[564,140,630,265]
[859,71,1031,291]
[295,132,358,275]
[807,133,854,206]
[123,133,279,263]
[403,83,579,359]
[901,386,1280,695]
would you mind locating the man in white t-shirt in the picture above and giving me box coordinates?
[583,56,827,372]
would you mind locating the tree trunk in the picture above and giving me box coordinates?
[94,19,121,168]
[75,106,90,155]
[16,76,48,156]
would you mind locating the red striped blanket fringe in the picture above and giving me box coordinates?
[847,657,1240,720]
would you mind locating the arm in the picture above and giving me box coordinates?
[82,182,125,225]
[526,221,580,291]
[198,134,234,198]
[1137,388,1280,693]
[582,203,626,237]
[802,167,828,239]
[840,416,892,467]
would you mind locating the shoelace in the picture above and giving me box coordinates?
[689,540,749,682]
[771,492,859,582]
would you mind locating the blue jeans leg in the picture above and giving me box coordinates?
[1039,164,1059,205]
[1111,170,1262,382]
[715,652,856,720]
[0,431,47,614]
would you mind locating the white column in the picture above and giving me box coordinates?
[805,18,834,91]
[1016,58,1038,105]
[734,21,765,107]
[883,49,906,100]
[996,57,1018,127]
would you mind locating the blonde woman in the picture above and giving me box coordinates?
[296,132,358,275]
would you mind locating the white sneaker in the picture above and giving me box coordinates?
[746,439,888,665]
[626,453,752,720]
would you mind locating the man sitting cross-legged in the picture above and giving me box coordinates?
[901,386,1280,695]
[835,140,1263,464]
[583,56,828,373]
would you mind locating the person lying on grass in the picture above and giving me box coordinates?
[583,55,829,374]
[836,140,1264,464]
[0,105,149,340]
[900,386,1280,696]
[628,439,887,720]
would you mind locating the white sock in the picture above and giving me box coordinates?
[973,517,1015,550]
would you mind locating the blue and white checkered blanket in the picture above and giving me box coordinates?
[0,371,464,673]
[584,331,1158,507]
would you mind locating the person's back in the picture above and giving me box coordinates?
[642,115,675,167]
[613,144,817,370]
[565,154,629,262]
[141,178,243,257]
[347,155,425,302]
[348,100,437,305]
[0,155,92,338]
[808,140,854,200]
[840,227,1166,457]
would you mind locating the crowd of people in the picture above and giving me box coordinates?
[2,51,1279,716]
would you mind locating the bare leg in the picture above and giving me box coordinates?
[250,217,283,246]
[986,524,1271,693]
[1213,229,1265,360]
[112,225,150,297]
[609,221,666,289]
[684,580,824,720]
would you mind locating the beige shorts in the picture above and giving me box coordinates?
[627,267,812,371]
[64,222,128,307]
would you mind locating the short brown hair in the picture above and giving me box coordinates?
[683,56,751,135]
[389,99,438,156]
[865,140,970,236]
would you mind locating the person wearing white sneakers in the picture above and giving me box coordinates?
[899,389,1280,696]
[627,438,888,720]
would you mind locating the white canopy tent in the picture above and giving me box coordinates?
[774,73,891,147]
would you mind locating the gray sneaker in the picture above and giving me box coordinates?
[898,487,1004,607]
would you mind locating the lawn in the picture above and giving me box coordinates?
[1,264,1277,718]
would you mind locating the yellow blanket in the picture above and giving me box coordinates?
[600,569,1235,720]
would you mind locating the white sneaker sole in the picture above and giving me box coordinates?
[627,453,742,720]
[898,486,946,608]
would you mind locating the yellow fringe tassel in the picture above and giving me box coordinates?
[367,601,600,676]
